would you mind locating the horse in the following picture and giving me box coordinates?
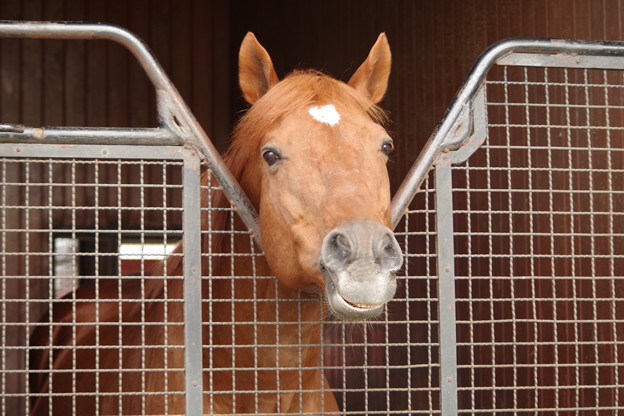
[29,32,402,415]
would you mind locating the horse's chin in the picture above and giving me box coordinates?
[321,267,394,321]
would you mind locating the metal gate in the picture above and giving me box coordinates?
[392,38,624,414]
[1,22,623,415]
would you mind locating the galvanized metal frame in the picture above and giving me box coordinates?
[391,37,624,227]
[1,21,624,415]
[0,143,205,414]
[0,23,257,410]
[0,21,261,249]
[391,38,624,415]
[0,21,214,414]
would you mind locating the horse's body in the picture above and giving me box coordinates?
[30,32,400,414]
[30,233,332,414]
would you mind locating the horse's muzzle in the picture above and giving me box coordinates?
[319,219,403,320]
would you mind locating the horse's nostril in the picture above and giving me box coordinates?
[322,221,403,276]
[327,232,351,264]
[335,233,350,251]
[321,220,401,320]
[380,240,402,272]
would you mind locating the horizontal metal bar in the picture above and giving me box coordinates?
[498,52,624,69]
[0,21,171,93]
[0,143,193,160]
[390,37,624,229]
[0,127,181,145]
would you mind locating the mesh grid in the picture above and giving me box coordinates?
[197,173,440,415]
[3,60,623,415]
[1,156,186,415]
[451,65,624,414]
[1,153,441,415]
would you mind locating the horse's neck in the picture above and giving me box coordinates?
[202,214,327,411]
[158,183,323,355]
[148,183,332,412]
[207,214,323,348]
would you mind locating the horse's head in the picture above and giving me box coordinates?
[231,32,402,320]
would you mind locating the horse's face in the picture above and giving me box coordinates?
[235,33,402,320]
[257,102,400,306]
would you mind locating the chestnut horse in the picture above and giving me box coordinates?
[29,32,402,414]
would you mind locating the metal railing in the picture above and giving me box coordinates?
[394,37,624,415]
[1,21,623,415]
[0,21,260,246]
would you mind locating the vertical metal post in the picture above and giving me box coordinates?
[182,152,204,415]
[435,164,458,416]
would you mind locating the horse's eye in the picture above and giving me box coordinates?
[262,149,282,166]
[381,140,394,156]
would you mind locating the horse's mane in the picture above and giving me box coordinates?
[150,70,387,292]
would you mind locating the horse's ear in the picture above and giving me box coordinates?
[348,33,391,104]
[239,32,279,104]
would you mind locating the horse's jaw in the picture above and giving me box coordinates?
[318,219,402,321]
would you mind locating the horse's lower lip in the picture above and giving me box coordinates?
[332,291,385,319]
[342,297,383,311]
[319,261,388,319]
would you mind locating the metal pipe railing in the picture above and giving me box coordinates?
[0,21,262,248]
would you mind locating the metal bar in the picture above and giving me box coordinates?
[435,163,458,416]
[0,21,175,95]
[0,143,192,160]
[181,152,204,415]
[390,37,624,229]
[0,21,262,248]
[0,127,181,146]
[497,52,624,69]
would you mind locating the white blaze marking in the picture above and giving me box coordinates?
[308,104,341,126]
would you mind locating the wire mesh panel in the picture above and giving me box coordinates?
[196,172,441,415]
[0,144,441,416]
[0,21,445,416]
[6,25,624,415]
[450,63,624,414]
[0,145,200,416]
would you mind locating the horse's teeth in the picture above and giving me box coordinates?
[340,294,381,310]
[354,303,378,309]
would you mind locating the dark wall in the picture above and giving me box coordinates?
[3,0,624,187]
[0,0,231,147]
[2,2,624,414]
[229,0,624,190]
